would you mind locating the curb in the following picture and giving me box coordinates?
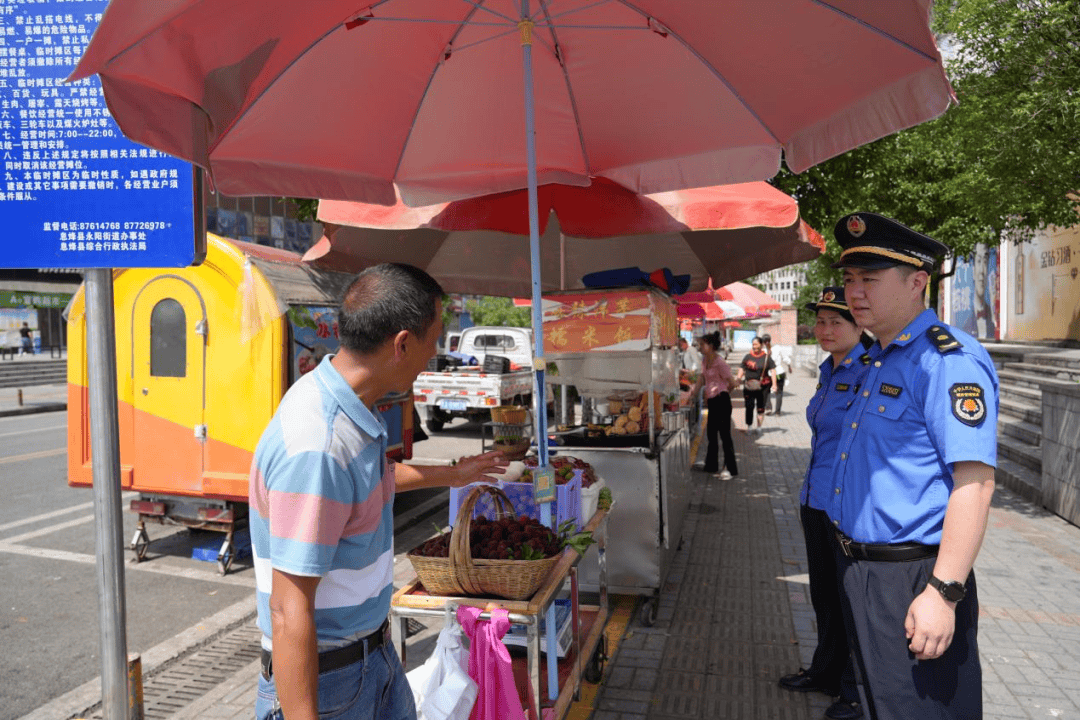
[0,402,66,418]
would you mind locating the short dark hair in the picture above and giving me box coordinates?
[761,334,771,343]
[338,264,444,355]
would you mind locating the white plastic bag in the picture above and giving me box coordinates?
[406,618,478,720]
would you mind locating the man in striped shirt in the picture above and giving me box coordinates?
[251,263,506,720]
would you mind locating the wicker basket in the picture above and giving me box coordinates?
[407,486,560,600]
[491,405,529,424]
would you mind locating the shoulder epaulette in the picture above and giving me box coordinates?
[859,353,871,365]
[927,325,962,353]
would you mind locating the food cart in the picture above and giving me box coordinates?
[66,235,413,572]
[542,286,690,624]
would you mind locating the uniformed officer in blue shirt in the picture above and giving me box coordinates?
[779,287,870,720]
[825,212,998,720]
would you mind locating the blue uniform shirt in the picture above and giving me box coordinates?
[802,343,871,510]
[824,309,998,544]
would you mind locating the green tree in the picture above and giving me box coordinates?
[773,0,1078,306]
[466,296,532,327]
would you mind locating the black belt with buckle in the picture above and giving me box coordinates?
[261,618,390,681]
[836,532,939,562]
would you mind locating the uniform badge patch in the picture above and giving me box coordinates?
[847,215,867,237]
[879,383,903,398]
[950,383,987,427]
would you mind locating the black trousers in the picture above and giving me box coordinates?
[704,392,737,474]
[835,546,982,720]
[772,374,787,413]
[800,506,859,702]
[743,388,765,426]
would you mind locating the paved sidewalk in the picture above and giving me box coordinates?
[0,383,66,417]
[593,373,1080,720]
[61,371,1080,720]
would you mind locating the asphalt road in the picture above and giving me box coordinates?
[0,408,484,720]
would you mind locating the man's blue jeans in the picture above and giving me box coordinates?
[255,643,416,720]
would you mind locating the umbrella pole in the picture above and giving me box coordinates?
[520,3,559,703]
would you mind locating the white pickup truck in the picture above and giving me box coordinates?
[413,326,536,432]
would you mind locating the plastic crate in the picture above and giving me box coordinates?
[449,471,583,532]
[191,529,252,563]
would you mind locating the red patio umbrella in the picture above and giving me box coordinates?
[716,282,782,314]
[305,180,825,295]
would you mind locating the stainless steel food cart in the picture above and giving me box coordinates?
[542,287,691,624]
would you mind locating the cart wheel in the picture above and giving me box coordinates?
[425,412,445,433]
[130,526,149,562]
[583,636,607,683]
[217,537,235,575]
[639,598,658,627]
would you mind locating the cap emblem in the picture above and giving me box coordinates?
[823,290,836,302]
[846,215,867,237]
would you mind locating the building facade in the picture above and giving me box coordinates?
[753,263,808,307]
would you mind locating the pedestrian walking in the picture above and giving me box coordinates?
[249,263,507,720]
[826,213,998,720]
[769,339,793,415]
[759,333,775,413]
[691,332,738,478]
[778,287,869,720]
[737,336,775,435]
[18,322,33,356]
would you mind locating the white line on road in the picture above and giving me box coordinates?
[0,493,135,534]
[0,446,65,465]
[0,423,65,439]
[2,513,93,543]
[0,542,254,587]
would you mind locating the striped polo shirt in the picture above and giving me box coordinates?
[249,355,395,651]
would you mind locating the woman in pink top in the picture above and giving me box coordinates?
[692,332,738,478]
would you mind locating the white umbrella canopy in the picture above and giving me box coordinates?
[72,0,954,207]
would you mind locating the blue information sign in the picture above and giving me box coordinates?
[0,0,203,269]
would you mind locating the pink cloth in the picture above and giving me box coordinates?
[701,355,734,398]
[457,606,526,720]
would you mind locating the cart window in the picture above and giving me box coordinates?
[150,299,186,377]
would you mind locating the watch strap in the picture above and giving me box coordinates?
[929,574,966,602]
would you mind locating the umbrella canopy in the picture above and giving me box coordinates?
[716,282,782,314]
[305,180,825,295]
[72,0,954,208]
[677,299,751,321]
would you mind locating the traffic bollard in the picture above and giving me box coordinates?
[17,388,23,406]
[128,654,144,720]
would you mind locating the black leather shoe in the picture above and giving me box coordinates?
[778,669,835,695]
[825,700,864,720]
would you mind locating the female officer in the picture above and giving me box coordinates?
[778,287,868,720]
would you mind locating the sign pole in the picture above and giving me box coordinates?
[84,268,130,720]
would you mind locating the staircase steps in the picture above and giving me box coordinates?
[1003,362,1080,384]
[997,435,1042,474]
[998,396,1042,427]
[0,360,67,389]
[999,417,1041,446]
[995,457,1042,505]
[1000,382,1042,406]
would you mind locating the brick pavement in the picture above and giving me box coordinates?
[122,368,1080,720]
[593,371,1080,720]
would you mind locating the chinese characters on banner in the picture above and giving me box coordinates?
[0,0,198,268]
[541,288,678,353]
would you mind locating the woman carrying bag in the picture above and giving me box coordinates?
[737,336,776,436]
[691,332,738,479]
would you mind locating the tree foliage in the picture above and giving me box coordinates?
[774,0,1079,316]
[466,296,532,328]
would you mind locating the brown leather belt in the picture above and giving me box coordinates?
[261,618,390,681]
[836,532,939,562]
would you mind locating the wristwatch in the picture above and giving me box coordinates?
[928,575,966,603]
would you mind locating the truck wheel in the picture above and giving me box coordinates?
[425,408,448,433]
[425,416,444,433]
